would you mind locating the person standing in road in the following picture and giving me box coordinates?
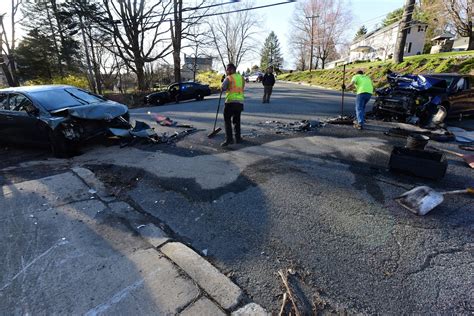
[221,63,245,147]
[262,66,276,103]
[345,70,373,130]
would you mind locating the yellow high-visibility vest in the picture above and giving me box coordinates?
[226,73,244,103]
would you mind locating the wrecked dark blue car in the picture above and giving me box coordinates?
[0,85,130,157]
[373,72,474,125]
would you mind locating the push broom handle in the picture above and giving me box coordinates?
[441,188,474,195]
[429,147,464,158]
[212,90,223,131]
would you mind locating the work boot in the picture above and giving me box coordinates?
[220,140,233,147]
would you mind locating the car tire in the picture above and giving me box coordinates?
[49,130,75,158]
[157,98,165,106]
[195,91,204,101]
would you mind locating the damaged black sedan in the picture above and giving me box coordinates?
[0,85,130,157]
[373,72,474,126]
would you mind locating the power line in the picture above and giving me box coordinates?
[143,1,296,23]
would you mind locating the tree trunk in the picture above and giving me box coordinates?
[135,59,146,91]
[393,0,415,63]
[1,62,16,87]
[45,2,64,76]
[468,31,474,51]
[172,0,182,83]
[87,26,102,94]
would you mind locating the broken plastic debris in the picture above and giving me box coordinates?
[213,200,217,203]
[136,224,146,229]
[159,200,165,204]
[88,188,97,194]
[202,249,208,256]
[61,237,66,241]
[29,214,34,218]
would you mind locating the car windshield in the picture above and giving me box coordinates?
[30,88,105,111]
[426,76,456,87]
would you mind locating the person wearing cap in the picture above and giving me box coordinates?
[220,63,245,147]
[344,70,373,130]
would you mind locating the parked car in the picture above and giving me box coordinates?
[144,82,211,106]
[0,85,130,157]
[373,72,474,125]
[246,72,263,83]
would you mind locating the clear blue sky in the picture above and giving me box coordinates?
[237,0,406,71]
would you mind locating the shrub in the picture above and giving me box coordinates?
[24,74,89,89]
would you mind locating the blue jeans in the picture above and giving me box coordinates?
[355,93,372,125]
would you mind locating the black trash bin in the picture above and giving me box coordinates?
[389,146,447,180]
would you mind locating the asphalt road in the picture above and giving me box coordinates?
[1,82,473,314]
[121,82,472,314]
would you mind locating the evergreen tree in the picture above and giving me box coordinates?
[20,0,82,78]
[382,8,404,27]
[354,25,368,40]
[260,31,283,71]
[15,29,58,81]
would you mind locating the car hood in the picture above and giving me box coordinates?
[51,101,128,120]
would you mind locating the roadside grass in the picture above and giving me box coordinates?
[279,51,474,90]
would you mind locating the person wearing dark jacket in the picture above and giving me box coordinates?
[262,67,275,103]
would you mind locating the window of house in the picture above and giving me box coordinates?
[418,26,422,32]
[407,42,412,53]
[407,27,411,34]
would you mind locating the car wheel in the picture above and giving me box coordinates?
[195,91,203,101]
[157,98,165,106]
[49,130,75,158]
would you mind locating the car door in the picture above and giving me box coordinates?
[180,83,195,100]
[0,93,11,142]
[4,93,49,145]
[168,84,180,102]
[447,77,474,117]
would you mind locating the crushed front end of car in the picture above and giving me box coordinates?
[373,72,448,127]
[49,102,129,139]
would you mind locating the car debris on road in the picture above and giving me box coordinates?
[259,120,324,134]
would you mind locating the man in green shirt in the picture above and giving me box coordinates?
[345,70,373,130]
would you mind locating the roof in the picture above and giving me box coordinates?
[431,32,455,41]
[0,85,74,93]
[352,20,428,45]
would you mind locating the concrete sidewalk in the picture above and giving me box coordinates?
[0,168,266,315]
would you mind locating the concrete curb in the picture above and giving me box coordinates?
[161,242,243,310]
[73,169,268,314]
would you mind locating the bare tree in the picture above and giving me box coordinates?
[291,0,351,70]
[169,0,212,83]
[444,0,474,50]
[1,0,24,86]
[97,0,173,91]
[207,2,260,70]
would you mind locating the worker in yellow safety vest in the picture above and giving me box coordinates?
[220,63,245,147]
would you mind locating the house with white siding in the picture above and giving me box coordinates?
[349,20,428,62]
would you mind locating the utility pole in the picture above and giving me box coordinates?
[393,0,415,63]
[306,15,318,72]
